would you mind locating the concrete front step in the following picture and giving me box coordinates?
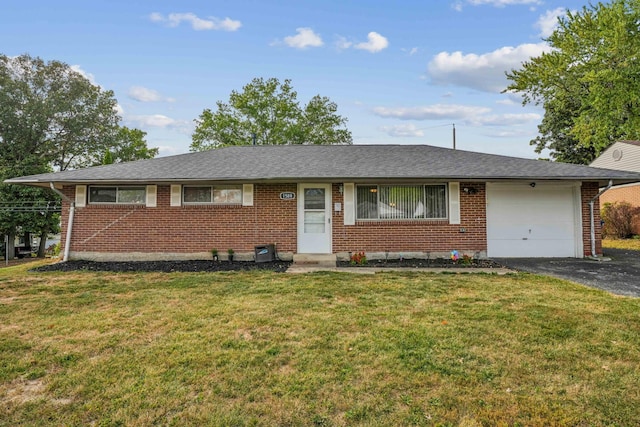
[292,253,337,267]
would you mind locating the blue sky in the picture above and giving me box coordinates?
[1,0,588,158]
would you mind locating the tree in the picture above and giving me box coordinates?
[191,77,352,150]
[100,127,159,165]
[0,54,120,171]
[0,54,158,257]
[505,0,640,164]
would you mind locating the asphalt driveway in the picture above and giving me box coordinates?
[495,248,640,298]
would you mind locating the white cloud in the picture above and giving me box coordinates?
[401,47,419,56]
[535,7,566,38]
[283,27,324,49]
[128,114,182,128]
[128,86,174,103]
[427,42,551,93]
[466,112,541,126]
[379,124,425,137]
[335,36,353,50]
[372,104,540,128]
[354,32,389,53]
[372,104,491,121]
[150,12,241,31]
[69,64,97,85]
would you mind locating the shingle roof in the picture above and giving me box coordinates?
[6,144,640,186]
[619,140,640,147]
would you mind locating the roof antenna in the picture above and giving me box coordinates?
[452,123,456,150]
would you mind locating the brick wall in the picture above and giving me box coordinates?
[581,182,602,256]
[60,181,600,259]
[599,184,640,235]
[61,184,298,256]
[600,184,640,207]
[332,182,486,254]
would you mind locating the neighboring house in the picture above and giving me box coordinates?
[590,140,640,234]
[6,145,640,261]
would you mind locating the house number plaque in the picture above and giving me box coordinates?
[279,192,296,200]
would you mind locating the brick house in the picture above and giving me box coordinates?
[590,140,640,235]
[7,145,640,262]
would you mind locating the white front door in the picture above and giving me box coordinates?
[297,184,332,253]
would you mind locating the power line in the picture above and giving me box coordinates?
[0,202,62,213]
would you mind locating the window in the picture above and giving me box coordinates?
[183,185,242,205]
[89,186,146,204]
[356,184,447,220]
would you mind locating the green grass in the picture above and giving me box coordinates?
[1,262,640,426]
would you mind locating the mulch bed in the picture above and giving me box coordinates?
[337,258,505,269]
[33,260,293,273]
[30,257,505,273]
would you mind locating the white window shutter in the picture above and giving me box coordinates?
[448,182,460,225]
[146,185,157,207]
[242,184,254,206]
[75,185,86,207]
[170,184,182,207]
[343,183,355,225]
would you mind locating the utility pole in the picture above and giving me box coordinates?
[452,123,456,150]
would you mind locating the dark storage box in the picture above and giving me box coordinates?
[254,244,275,263]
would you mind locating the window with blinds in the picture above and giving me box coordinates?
[183,185,242,205]
[356,184,447,220]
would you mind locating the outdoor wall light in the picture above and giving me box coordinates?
[339,184,344,194]
[530,182,536,188]
[463,187,477,195]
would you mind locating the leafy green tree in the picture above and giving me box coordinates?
[0,54,120,171]
[100,127,159,165]
[505,0,640,164]
[191,77,352,150]
[0,54,158,257]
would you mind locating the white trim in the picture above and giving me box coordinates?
[486,181,583,258]
[297,183,332,254]
[170,184,182,207]
[343,183,355,225]
[75,185,86,208]
[448,182,460,225]
[242,184,254,206]
[146,185,157,207]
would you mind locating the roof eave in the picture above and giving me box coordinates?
[9,175,640,188]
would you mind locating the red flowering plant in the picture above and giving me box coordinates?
[350,251,367,265]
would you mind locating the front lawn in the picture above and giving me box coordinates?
[603,237,640,251]
[1,262,639,426]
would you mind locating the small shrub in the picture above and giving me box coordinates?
[46,243,61,257]
[461,254,473,265]
[601,202,639,239]
[350,251,367,265]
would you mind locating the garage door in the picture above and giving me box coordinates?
[486,183,582,258]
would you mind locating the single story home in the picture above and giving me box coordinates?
[6,144,640,262]
[590,140,640,234]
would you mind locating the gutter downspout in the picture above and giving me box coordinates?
[49,182,74,262]
[589,180,613,258]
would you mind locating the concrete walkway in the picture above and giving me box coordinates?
[286,265,513,275]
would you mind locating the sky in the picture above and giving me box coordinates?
[1,0,591,159]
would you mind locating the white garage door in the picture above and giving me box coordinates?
[486,183,582,258]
